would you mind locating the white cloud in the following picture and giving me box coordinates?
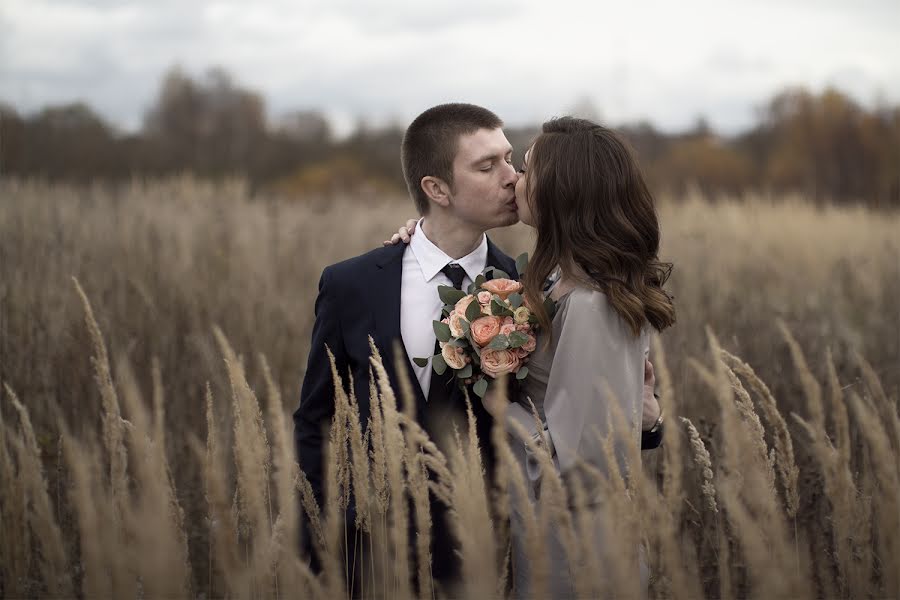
[1,0,897,134]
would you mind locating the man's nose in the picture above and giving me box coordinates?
[502,162,518,186]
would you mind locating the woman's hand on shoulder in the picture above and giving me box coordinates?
[382,218,418,246]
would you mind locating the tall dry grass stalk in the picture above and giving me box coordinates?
[446,396,498,599]
[720,349,800,518]
[214,327,277,596]
[260,354,310,594]
[72,278,129,528]
[845,389,900,598]
[368,340,412,599]
[0,397,30,598]
[114,361,191,597]
[4,385,72,597]
[680,417,717,515]
[201,381,247,597]
[701,329,806,599]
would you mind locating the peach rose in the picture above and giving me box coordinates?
[514,346,530,359]
[502,316,514,326]
[477,291,492,305]
[515,322,531,333]
[481,278,523,300]
[521,333,537,353]
[454,294,476,315]
[441,342,467,369]
[500,323,516,337]
[448,311,466,338]
[470,316,502,346]
[480,348,521,378]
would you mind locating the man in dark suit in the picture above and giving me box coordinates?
[294,103,521,592]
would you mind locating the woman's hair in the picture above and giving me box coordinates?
[522,117,675,336]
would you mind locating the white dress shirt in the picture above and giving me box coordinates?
[401,218,488,398]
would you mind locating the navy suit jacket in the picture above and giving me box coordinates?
[293,238,518,514]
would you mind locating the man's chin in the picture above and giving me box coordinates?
[498,213,520,228]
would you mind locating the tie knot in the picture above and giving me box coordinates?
[440,263,467,290]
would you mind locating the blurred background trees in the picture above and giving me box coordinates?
[1,66,898,207]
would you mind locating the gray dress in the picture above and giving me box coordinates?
[504,283,650,599]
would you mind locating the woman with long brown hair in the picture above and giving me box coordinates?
[483,116,676,597]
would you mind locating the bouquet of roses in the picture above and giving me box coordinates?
[414,253,556,398]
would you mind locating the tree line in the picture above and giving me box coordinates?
[1,66,898,206]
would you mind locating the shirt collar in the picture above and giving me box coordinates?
[409,217,488,283]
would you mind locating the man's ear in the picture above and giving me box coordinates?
[420,176,451,208]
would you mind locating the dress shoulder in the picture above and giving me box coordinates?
[556,286,649,347]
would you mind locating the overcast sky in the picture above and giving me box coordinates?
[2,0,898,136]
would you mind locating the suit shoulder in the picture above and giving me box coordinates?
[320,245,402,282]
[321,246,404,288]
[486,237,518,277]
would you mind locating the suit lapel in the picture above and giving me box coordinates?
[373,244,428,409]
[486,237,516,279]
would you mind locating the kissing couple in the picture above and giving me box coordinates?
[294,103,675,598]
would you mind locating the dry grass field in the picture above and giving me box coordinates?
[1,177,898,598]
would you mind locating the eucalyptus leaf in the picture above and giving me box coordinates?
[473,378,488,398]
[433,320,452,343]
[515,252,529,276]
[487,334,509,350]
[456,364,473,379]
[474,274,487,288]
[465,299,483,323]
[413,357,429,368]
[516,366,529,380]
[460,319,471,335]
[508,331,529,348]
[492,269,510,280]
[438,285,467,305]
[491,298,514,317]
[508,292,523,309]
[433,354,448,375]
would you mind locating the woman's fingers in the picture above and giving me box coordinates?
[383,218,418,245]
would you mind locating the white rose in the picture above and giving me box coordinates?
[441,342,467,370]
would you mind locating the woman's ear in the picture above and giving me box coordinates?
[420,176,451,208]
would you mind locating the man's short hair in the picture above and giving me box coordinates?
[401,103,503,215]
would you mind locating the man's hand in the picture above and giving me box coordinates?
[642,358,662,431]
[382,218,419,246]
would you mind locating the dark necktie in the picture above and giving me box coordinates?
[423,262,469,583]
[427,263,466,406]
[441,263,467,291]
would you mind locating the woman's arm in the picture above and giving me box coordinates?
[510,290,645,493]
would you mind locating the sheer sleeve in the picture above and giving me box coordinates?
[506,288,649,492]
[505,397,560,482]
